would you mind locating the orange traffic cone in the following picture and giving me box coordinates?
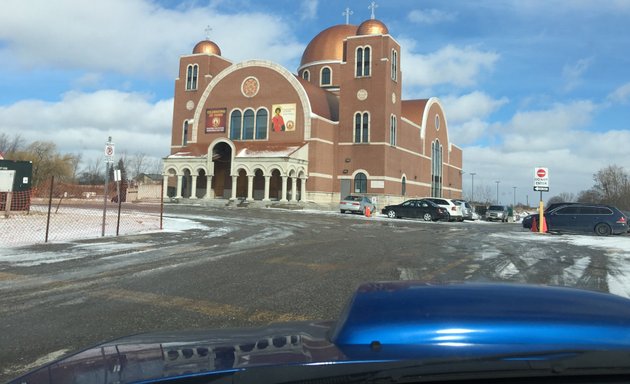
[365,206,371,217]
[531,217,538,232]
[540,216,548,233]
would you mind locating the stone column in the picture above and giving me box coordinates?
[263,176,271,201]
[290,177,298,202]
[176,174,183,198]
[190,175,198,199]
[247,175,254,201]
[280,176,288,202]
[300,177,307,202]
[162,175,169,198]
[230,175,238,200]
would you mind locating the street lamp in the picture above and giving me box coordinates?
[470,173,476,203]
[513,186,517,207]
[495,180,500,204]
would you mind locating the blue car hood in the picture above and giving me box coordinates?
[10,282,630,383]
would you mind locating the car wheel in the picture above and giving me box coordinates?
[387,210,397,219]
[423,213,432,221]
[595,223,612,236]
[340,210,345,214]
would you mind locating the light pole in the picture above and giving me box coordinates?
[495,180,500,204]
[513,186,517,207]
[470,173,476,203]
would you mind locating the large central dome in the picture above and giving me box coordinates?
[300,24,358,67]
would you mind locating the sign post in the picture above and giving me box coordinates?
[533,167,549,233]
[102,137,114,236]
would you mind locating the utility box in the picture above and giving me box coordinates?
[0,159,33,211]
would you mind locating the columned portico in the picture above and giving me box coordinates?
[205,175,214,199]
[263,176,271,201]
[176,174,183,198]
[280,176,288,202]
[290,177,298,202]
[230,175,238,200]
[247,175,255,201]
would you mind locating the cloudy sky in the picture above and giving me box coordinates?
[1,0,629,204]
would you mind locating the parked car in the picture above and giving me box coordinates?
[522,202,578,229]
[532,203,628,236]
[423,197,464,221]
[452,199,474,220]
[339,195,375,215]
[485,205,509,222]
[381,199,449,221]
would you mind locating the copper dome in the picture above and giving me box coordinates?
[193,40,221,56]
[300,24,358,67]
[357,19,389,35]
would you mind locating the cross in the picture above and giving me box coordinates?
[204,25,212,40]
[342,7,353,24]
[368,1,378,19]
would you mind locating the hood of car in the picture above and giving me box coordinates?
[11,282,630,384]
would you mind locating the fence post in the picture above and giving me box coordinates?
[45,176,54,243]
[160,179,164,230]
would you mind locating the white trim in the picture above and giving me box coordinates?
[181,53,233,63]
[297,59,341,72]
[337,142,431,160]
[420,97,449,144]
[311,114,339,124]
[401,116,421,130]
[309,172,333,179]
[307,137,334,145]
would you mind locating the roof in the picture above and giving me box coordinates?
[235,142,305,158]
[401,99,429,126]
[300,24,358,67]
[295,76,339,121]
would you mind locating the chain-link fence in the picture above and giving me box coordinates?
[1,177,163,246]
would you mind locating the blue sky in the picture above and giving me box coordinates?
[1,0,629,204]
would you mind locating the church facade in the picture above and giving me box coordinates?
[163,18,463,205]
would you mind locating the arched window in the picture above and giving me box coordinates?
[391,49,398,81]
[229,110,242,140]
[302,70,310,81]
[182,120,189,145]
[320,67,332,86]
[255,109,268,140]
[435,114,441,130]
[354,112,369,143]
[431,140,443,197]
[354,172,367,194]
[243,109,255,140]
[389,115,397,146]
[355,46,371,77]
[402,176,406,196]
[185,64,199,90]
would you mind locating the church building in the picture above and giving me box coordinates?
[163,13,463,205]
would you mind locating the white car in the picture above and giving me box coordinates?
[423,197,464,222]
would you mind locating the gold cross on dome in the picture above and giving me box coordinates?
[204,25,213,40]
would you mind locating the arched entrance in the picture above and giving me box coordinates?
[236,168,248,199]
[212,142,232,199]
[253,169,265,200]
[270,169,282,200]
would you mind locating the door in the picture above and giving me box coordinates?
[340,179,351,200]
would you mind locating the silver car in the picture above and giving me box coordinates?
[452,199,474,220]
[339,195,376,215]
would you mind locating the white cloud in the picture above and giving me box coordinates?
[561,58,592,92]
[441,91,508,123]
[300,0,318,21]
[0,0,304,77]
[400,41,499,88]
[408,8,456,24]
[0,90,172,164]
[607,82,630,104]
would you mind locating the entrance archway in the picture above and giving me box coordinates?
[212,142,232,199]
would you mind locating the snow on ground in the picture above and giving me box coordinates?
[490,231,630,298]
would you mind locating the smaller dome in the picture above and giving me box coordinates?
[357,19,389,36]
[193,40,221,56]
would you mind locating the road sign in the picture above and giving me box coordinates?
[533,167,549,190]
[105,143,115,163]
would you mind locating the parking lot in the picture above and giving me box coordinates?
[1,203,630,381]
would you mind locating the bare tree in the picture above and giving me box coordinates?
[474,184,494,205]
[128,152,147,179]
[78,157,105,185]
[547,192,576,205]
[0,133,24,155]
[10,141,78,186]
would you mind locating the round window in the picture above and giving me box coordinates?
[435,114,440,130]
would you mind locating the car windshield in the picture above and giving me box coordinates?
[2,2,630,384]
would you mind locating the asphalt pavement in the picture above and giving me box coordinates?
[0,203,622,381]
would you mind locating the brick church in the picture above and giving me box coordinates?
[163,12,463,205]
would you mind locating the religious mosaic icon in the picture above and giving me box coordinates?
[241,77,259,98]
